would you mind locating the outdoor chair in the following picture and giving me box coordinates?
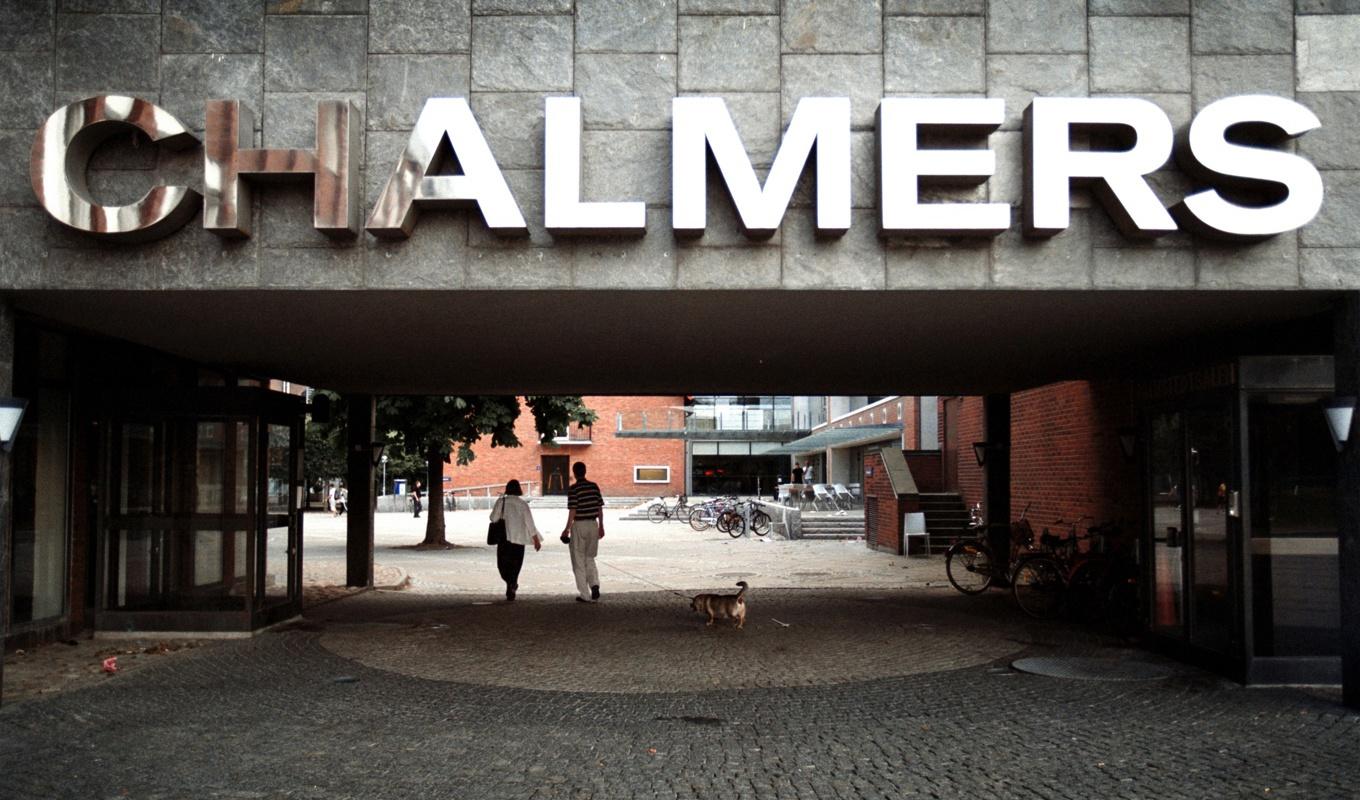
[832,482,856,508]
[776,483,792,506]
[903,511,930,557]
[812,483,837,511]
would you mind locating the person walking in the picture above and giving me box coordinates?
[489,479,542,601]
[412,480,423,518]
[336,483,348,516]
[328,482,340,516]
[791,462,804,485]
[560,461,604,603]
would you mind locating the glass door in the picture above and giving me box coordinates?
[255,419,302,627]
[1186,407,1236,655]
[1148,411,1185,635]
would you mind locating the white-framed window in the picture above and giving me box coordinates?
[633,465,671,483]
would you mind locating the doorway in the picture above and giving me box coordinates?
[542,455,570,495]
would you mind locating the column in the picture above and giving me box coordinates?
[1335,294,1360,709]
[345,394,375,588]
[983,394,1012,576]
[0,302,14,706]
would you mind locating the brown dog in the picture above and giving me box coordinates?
[690,581,748,628]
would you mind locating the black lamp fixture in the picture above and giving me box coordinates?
[972,441,990,467]
[1117,426,1138,461]
[0,398,28,452]
[1322,396,1357,453]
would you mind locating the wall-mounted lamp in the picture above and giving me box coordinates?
[0,398,28,453]
[1117,426,1138,461]
[1322,396,1357,453]
[972,441,1005,467]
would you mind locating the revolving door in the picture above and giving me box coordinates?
[97,387,305,633]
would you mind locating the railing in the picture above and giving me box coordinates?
[616,406,814,434]
[554,421,592,442]
[444,480,541,509]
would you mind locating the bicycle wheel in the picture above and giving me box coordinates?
[688,506,710,532]
[751,510,772,535]
[945,541,994,595]
[1012,555,1064,619]
[715,510,735,533]
[647,503,667,523]
[727,514,747,538]
[672,503,690,522]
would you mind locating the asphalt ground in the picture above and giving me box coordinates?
[1,509,1355,799]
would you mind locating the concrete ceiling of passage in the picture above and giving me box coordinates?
[7,289,1337,396]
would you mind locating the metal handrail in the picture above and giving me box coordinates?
[444,480,541,500]
[615,406,811,433]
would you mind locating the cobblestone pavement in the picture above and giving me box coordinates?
[2,584,1357,799]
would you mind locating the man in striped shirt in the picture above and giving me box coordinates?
[561,461,605,602]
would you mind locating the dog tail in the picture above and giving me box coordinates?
[735,581,748,600]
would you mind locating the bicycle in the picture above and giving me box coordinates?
[716,499,772,538]
[944,502,1038,595]
[647,494,690,523]
[687,496,735,531]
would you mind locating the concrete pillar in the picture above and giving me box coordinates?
[0,302,15,706]
[345,394,375,588]
[983,393,1012,576]
[1335,294,1360,709]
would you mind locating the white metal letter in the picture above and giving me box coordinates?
[878,97,1009,237]
[1024,97,1177,238]
[1173,95,1324,240]
[543,97,645,236]
[673,96,850,238]
[366,97,526,238]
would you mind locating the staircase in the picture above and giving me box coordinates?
[799,511,865,540]
[918,492,970,555]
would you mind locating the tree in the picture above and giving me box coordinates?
[376,395,596,548]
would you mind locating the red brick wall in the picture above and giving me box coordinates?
[941,396,986,508]
[862,451,901,552]
[826,397,915,448]
[940,382,1138,536]
[903,450,943,494]
[444,396,685,497]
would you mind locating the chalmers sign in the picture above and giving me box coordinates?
[30,93,1323,245]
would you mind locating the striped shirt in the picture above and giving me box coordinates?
[566,478,604,520]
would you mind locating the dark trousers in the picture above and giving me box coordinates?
[412,497,421,517]
[497,541,525,587]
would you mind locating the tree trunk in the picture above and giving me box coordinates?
[419,446,448,546]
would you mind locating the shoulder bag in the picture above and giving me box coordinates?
[487,496,507,546]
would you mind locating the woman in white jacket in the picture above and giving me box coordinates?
[489,479,542,601]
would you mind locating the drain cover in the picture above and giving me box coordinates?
[1011,656,1175,682]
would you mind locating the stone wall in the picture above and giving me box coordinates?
[1,1,1358,292]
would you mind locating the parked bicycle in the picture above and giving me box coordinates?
[1011,519,1143,634]
[647,494,690,523]
[944,502,1037,595]
[716,499,773,538]
[687,496,736,531]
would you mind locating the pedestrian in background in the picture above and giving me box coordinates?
[561,461,605,603]
[336,483,348,515]
[329,482,340,516]
[412,480,423,518]
[489,479,542,601]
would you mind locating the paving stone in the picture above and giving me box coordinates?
[1302,246,1360,287]
[163,0,264,53]
[1300,170,1360,248]
[262,184,367,248]
[1297,15,1360,92]
[885,241,989,288]
[471,15,573,91]
[470,91,564,170]
[0,1,55,52]
[1192,55,1294,111]
[885,16,984,94]
[987,54,1087,131]
[1197,232,1299,287]
[265,0,367,13]
[43,245,161,288]
[1297,0,1360,10]
[782,210,885,288]
[781,0,882,53]
[0,53,54,130]
[264,91,365,148]
[1192,0,1293,54]
[577,0,677,53]
[60,0,161,12]
[367,54,471,131]
[582,130,671,206]
[992,209,1092,287]
[369,0,470,53]
[1093,246,1195,288]
[1298,92,1360,169]
[264,15,366,92]
[0,131,37,207]
[780,55,880,131]
[681,167,783,244]
[467,169,548,247]
[55,13,159,92]
[577,54,676,130]
[0,209,49,288]
[464,245,573,288]
[677,92,782,168]
[680,0,778,11]
[678,245,781,287]
[473,0,573,12]
[161,54,263,132]
[987,0,1086,54]
[790,130,874,210]
[886,0,983,13]
[1090,17,1190,94]
[574,210,677,288]
[678,15,780,92]
[1089,0,1189,11]
[260,245,364,288]
[364,215,468,288]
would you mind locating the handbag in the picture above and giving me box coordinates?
[487,496,507,546]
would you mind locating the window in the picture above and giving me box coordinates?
[634,466,670,483]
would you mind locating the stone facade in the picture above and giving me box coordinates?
[0,1,1357,292]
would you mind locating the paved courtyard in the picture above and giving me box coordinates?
[1,508,1356,798]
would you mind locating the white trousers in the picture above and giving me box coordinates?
[569,518,600,600]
